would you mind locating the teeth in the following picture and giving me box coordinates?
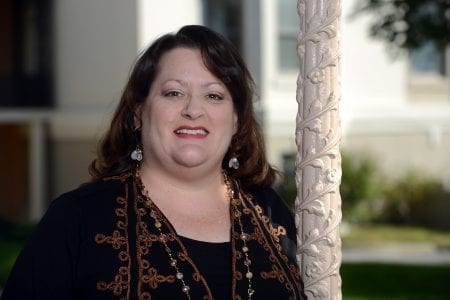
[175,129,208,135]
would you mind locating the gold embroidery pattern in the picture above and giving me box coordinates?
[240,192,302,299]
[134,182,213,299]
[146,267,175,288]
[261,264,287,282]
[93,175,302,299]
[95,190,131,299]
[135,220,174,295]
[254,203,288,248]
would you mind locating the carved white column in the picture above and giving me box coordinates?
[295,1,342,299]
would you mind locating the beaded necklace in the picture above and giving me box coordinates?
[136,168,255,299]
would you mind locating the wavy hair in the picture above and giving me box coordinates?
[89,25,277,188]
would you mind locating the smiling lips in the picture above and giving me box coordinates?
[174,127,209,138]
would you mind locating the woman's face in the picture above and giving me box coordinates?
[137,47,238,172]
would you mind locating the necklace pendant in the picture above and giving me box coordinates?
[155,220,162,228]
[176,272,184,280]
[244,258,252,266]
[240,233,250,241]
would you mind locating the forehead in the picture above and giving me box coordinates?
[158,48,202,71]
[155,47,221,82]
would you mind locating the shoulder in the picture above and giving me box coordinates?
[249,187,285,205]
[247,187,296,236]
[248,187,294,220]
[23,175,133,246]
[38,176,131,231]
[0,177,131,299]
[52,176,129,210]
[245,187,298,263]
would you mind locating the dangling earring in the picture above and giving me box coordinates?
[131,128,143,161]
[228,157,239,169]
[131,145,143,161]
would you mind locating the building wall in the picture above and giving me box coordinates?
[48,0,204,200]
[137,0,202,51]
[343,131,450,184]
[44,0,139,201]
[54,0,138,110]
[261,0,450,190]
[340,0,450,187]
[48,112,108,198]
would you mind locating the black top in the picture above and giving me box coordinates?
[180,236,231,299]
[1,172,305,299]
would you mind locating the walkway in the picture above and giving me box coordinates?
[343,243,450,265]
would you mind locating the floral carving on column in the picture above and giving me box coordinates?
[295,0,342,299]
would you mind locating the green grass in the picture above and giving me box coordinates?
[0,239,23,285]
[0,217,34,286]
[342,223,450,247]
[342,263,450,300]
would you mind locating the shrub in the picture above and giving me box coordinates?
[277,150,450,229]
[378,170,450,229]
[340,151,384,222]
[276,151,384,222]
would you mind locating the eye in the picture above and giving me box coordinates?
[207,93,224,101]
[163,90,183,97]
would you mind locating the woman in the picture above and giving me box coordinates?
[2,25,305,299]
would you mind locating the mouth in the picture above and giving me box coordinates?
[174,127,209,136]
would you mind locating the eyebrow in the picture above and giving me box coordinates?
[162,79,226,88]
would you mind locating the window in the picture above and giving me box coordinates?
[275,152,296,208]
[202,0,243,53]
[0,0,53,107]
[410,42,447,77]
[408,43,450,102]
[277,0,299,71]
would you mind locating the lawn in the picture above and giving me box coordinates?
[342,223,450,247]
[342,263,450,300]
[0,239,23,285]
[340,224,450,299]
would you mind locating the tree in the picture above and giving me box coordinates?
[352,0,450,52]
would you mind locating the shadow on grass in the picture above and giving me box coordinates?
[0,239,24,285]
[0,217,35,286]
[342,263,450,300]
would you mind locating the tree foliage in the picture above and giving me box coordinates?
[352,0,450,51]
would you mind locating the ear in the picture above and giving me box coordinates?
[133,104,142,130]
[232,111,238,135]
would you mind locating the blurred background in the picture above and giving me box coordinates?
[1,0,449,298]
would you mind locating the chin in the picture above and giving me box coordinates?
[173,154,208,167]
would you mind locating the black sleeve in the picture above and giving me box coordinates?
[1,194,83,300]
[250,188,298,260]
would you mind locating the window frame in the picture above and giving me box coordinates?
[407,46,450,103]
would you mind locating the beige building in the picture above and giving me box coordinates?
[1,0,449,222]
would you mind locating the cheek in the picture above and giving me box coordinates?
[215,108,237,133]
[143,101,166,125]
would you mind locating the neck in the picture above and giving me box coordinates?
[137,163,229,211]
[139,159,225,192]
[136,163,231,242]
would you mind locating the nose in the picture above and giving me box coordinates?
[181,95,204,119]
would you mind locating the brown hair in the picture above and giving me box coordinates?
[89,25,277,188]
